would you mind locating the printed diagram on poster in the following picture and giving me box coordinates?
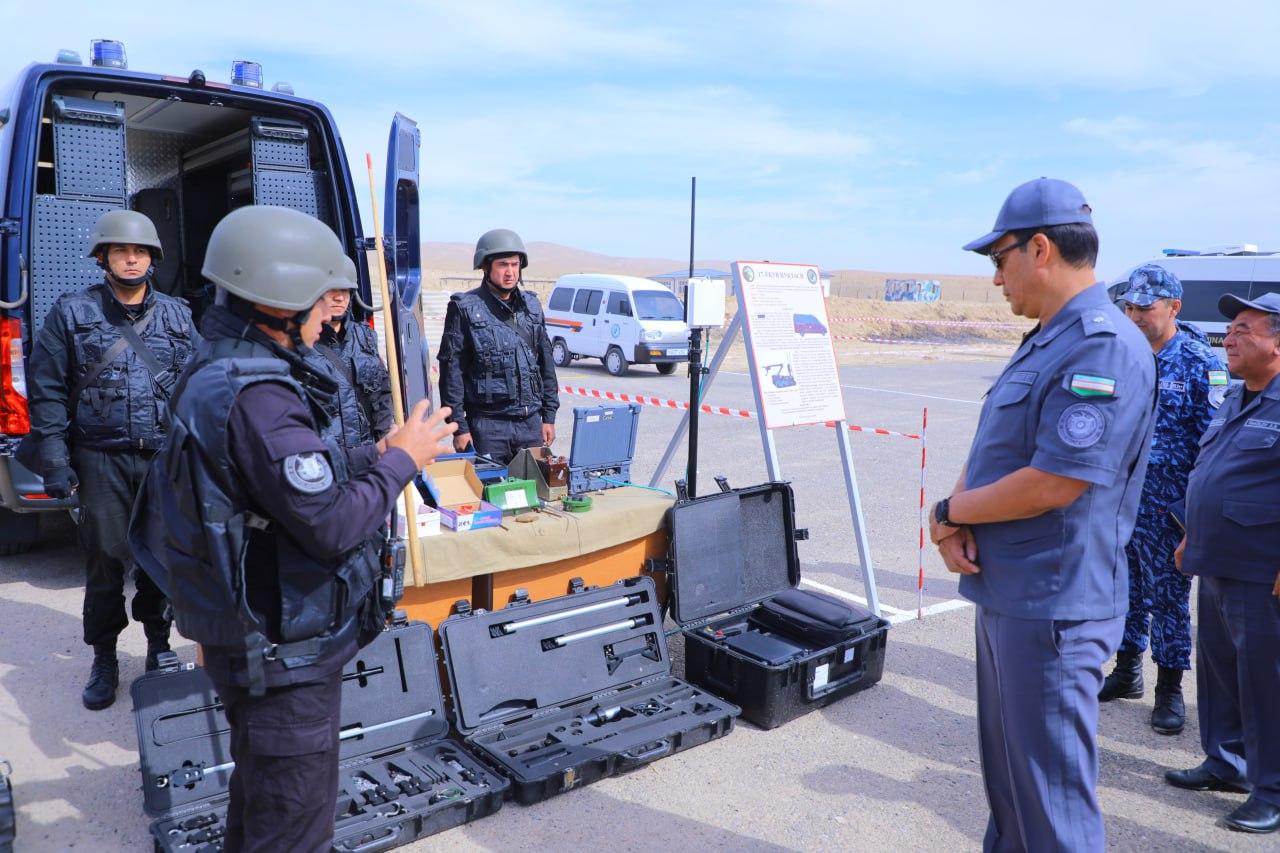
[735,261,846,428]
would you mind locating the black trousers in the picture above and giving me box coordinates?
[71,446,169,647]
[216,672,343,853]
[470,411,543,465]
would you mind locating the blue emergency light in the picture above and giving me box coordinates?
[232,61,263,88]
[90,39,127,69]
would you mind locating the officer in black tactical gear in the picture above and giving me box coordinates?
[26,209,197,710]
[130,205,455,852]
[304,278,393,449]
[437,228,559,464]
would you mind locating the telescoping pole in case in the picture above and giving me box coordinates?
[685,176,703,498]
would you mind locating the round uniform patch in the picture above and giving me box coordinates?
[1208,385,1228,409]
[283,452,334,494]
[1058,403,1106,448]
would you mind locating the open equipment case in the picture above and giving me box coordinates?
[131,619,507,852]
[663,480,890,729]
[439,576,739,805]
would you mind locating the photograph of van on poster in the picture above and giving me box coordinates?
[734,261,846,429]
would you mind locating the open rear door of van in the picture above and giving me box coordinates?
[383,113,432,411]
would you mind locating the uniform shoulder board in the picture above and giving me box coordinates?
[1080,310,1115,336]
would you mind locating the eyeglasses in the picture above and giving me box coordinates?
[990,237,1032,271]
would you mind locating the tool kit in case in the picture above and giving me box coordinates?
[661,479,890,729]
[439,576,739,805]
[131,619,507,852]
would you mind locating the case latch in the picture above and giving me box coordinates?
[155,650,181,674]
[568,577,585,595]
[452,598,472,617]
[714,475,731,493]
[508,588,532,607]
[391,608,408,626]
[794,528,810,541]
[674,479,690,502]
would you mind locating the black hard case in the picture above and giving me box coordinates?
[131,620,507,852]
[668,481,890,729]
[439,576,739,805]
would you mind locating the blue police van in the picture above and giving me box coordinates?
[0,41,431,553]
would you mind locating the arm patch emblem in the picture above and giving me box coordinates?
[283,452,334,494]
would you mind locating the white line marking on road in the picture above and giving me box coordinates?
[885,598,974,625]
[799,577,910,616]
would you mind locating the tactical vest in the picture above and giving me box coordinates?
[58,283,196,450]
[309,318,389,448]
[453,289,545,416]
[129,336,381,692]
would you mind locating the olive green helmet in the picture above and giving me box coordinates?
[87,209,164,260]
[202,206,356,310]
[473,228,528,270]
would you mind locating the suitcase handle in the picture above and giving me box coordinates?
[807,664,864,700]
[338,824,405,853]
[619,738,672,768]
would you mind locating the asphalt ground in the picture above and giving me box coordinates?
[0,343,1267,851]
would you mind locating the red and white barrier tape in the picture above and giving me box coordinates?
[557,384,920,440]
[828,315,1022,329]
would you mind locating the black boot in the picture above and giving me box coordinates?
[82,643,119,711]
[1151,666,1186,734]
[1099,649,1144,701]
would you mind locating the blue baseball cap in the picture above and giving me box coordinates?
[1219,291,1280,320]
[963,178,1095,254]
[1119,264,1183,306]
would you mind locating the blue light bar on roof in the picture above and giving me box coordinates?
[90,39,127,69]
[1162,248,1201,256]
[232,60,263,88]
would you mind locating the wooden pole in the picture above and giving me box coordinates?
[365,153,426,587]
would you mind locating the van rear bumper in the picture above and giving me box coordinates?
[631,345,688,364]
[0,452,75,512]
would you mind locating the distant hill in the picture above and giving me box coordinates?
[421,240,991,299]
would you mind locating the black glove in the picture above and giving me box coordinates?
[43,466,79,499]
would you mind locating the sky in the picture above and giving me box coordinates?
[4,0,1280,278]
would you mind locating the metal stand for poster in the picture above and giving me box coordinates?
[650,267,881,616]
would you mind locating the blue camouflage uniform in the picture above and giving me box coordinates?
[1119,315,1226,669]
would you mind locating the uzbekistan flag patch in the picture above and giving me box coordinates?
[1208,370,1229,386]
[1069,374,1116,397]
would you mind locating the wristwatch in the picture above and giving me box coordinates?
[933,497,961,528]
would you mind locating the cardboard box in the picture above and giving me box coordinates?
[396,505,442,538]
[427,459,503,532]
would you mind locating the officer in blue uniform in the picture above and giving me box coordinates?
[1099,265,1226,735]
[437,228,559,464]
[26,209,198,710]
[129,206,455,852]
[305,279,393,449]
[1164,292,1280,835]
[931,178,1157,852]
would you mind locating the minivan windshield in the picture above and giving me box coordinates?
[635,290,684,321]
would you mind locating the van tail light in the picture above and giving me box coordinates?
[0,317,30,435]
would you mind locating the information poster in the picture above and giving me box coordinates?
[735,261,846,429]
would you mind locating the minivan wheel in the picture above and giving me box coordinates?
[552,339,571,368]
[656,362,677,376]
[605,346,629,377]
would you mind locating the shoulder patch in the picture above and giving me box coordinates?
[1208,370,1229,386]
[1080,311,1116,336]
[1069,374,1116,397]
[1058,403,1106,448]
[282,451,334,494]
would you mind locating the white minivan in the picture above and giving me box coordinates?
[1106,244,1280,359]
[545,274,690,376]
